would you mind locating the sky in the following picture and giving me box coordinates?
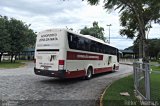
[0,0,160,50]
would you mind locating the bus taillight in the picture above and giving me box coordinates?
[58,60,64,70]
[59,60,64,65]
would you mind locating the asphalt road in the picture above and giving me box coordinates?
[0,62,133,106]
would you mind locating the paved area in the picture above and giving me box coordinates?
[0,62,133,106]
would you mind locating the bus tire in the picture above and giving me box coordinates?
[85,67,92,80]
[112,65,116,72]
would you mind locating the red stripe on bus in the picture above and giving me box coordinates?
[65,66,119,78]
[94,67,113,74]
[67,51,103,60]
[65,70,86,78]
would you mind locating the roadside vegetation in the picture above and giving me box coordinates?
[0,16,36,63]
[0,60,25,68]
[124,39,160,60]
[0,60,33,68]
[103,75,140,106]
[87,0,160,62]
[80,21,106,41]
[150,61,160,71]
[150,72,160,100]
[151,66,160,71]
[150,62,160,100]
[103,73,160,105]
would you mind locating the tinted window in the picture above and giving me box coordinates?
[67,32,117,55]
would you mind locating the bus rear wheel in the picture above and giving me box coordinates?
[112,65,116,72]
[85,67,92,80]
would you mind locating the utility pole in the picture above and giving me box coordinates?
[107,24,112,44]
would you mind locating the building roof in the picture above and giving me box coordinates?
[119,50,134,54]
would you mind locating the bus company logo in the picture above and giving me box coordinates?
[41,33,57,37]
[39,33,58,42]
[77,55,99,59]
[39,37,58,42]
[67,51,103,60]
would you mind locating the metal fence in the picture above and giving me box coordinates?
[133,62,150,100]
[133,62,160,103]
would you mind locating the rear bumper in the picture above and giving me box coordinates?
[34,67,66,78]
[34,67,86,78]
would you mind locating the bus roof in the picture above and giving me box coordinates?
[38,28,117,49]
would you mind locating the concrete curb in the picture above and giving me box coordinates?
[120,63,133,66]
[99,82,112,106]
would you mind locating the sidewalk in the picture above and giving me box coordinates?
[119,61,133,65]
[119,59,135,65]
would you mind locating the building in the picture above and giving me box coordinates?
[119,49,135,59]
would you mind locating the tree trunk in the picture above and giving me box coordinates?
[14,55,17,63]
[0,55,1,63]
[131,7,148,62]
[0,52,3,63]
[139,38,143,61]
[138,24,149,63]
[10,53,13,63]
[142,29,149,63]
[18,53,20,60]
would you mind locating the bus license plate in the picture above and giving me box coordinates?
[43,66,49,70]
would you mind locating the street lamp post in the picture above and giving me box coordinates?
[107,24,112,44]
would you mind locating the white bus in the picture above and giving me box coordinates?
[34,29,119,79]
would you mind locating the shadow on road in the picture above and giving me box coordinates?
[39,71,116,84]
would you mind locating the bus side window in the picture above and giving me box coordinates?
[84,39,88,51]
[68,33,76,49]
[70,35,72,41]
[90,41,95,52]
[108,56,112,65]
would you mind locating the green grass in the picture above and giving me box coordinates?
[151,65,160,71]
[150,61,160,71]
[102,73,160,106]
[150,61,158,65]
[150,73,160,100]
[150,62,160,100]
[0,61,25,68]
[103,75,140,106]
[16,60,33,63]
[2,60,33,63]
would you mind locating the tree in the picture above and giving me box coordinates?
[0,16,11,62]
[80,21,106,41]
[127,38,160,59]
[8,18,27,62]
[0,16,36,62]
[8,18,36,62]
[87,0,160,62]
[157,52,160,61]
[148,39,160,59]
[124,46,133,50]
[24,29,36,48]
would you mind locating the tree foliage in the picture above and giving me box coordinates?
[0,16,10,53]
[127,39,160,59]
[124,46,133,50]
[0,16,36,62]
[86,0,160,60]
[0,16,11,62]
[80,21,106,41]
